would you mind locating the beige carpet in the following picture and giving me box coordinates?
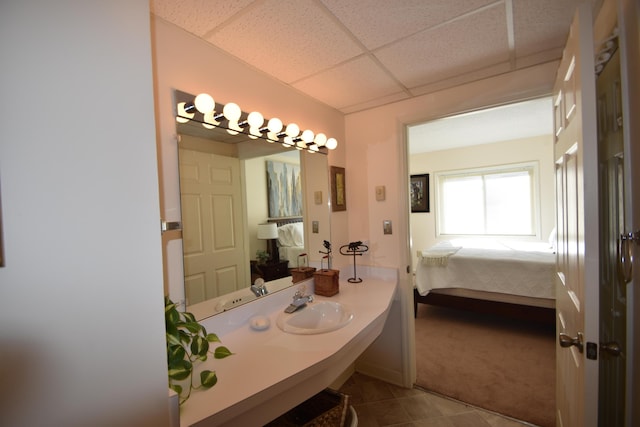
[414,303,556,427]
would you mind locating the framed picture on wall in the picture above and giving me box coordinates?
[330,166,346,212]
[410,174,429,213]
[266,160,303,218]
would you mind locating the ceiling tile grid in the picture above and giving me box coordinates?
[374,3,509,88]
[150,0,253,37]
[292,55,408,110]
[205,0,364,84]
[151,0,586,113]
[319,0,497,50]
[512,0,583,58]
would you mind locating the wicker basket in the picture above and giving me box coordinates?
[266,389,349,427]
[291,267,316,283]
[313,269,340,297]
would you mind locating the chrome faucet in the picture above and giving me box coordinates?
[251,278,268,297]
[284,289,314,313]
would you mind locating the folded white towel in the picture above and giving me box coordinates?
[419,247,461,266]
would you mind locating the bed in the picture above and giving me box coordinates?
[414,238,557,323]
[269,217,306,268]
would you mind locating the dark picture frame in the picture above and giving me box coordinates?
[330,166,346,212]
[410,174,429,213]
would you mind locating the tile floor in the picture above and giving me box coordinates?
[338,372,538,427]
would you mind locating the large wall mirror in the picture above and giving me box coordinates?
[172,90,332,320]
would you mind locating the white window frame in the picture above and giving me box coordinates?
[434,161,541,238]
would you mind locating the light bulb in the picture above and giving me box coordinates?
[202,110,219,129]
[285,123,300,137]
[194,93,215,114]
[247,111,264,128]
[314,133,327,147]
[249,127,261,139]
[325,138,338,150]
[301,129,314,143]
[283,136,294,146]
[308,144,319,153]
[223,102,241,122]
[176,102,194,123]
[226,120,241,135]
[296,140,306,149]
[267,117,283,133]
[267,132,278,142]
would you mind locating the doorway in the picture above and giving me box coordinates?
[407,98,558,425]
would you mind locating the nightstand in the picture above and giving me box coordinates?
[251,260,290,282]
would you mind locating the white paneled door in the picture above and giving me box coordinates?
[553,3,600,426]
[179,149,246,305]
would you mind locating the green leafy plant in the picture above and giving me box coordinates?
[165,296,233,404]
[256,249,270,264]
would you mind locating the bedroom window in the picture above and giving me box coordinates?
[436,163,537,236]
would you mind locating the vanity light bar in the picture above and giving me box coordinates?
[175,92,338,154]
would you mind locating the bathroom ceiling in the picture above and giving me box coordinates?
[150,0,588,115]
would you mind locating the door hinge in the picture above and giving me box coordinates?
[586,342,598,360]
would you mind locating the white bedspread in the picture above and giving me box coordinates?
[415,239,556,300]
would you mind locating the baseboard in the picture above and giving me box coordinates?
[354,360,405,388]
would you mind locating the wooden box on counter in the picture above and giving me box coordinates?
[313,269,340,297]
[290,267,316,283]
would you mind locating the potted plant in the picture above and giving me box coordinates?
[256,249,270,265]
[165,296,233,404]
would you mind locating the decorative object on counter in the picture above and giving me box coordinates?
[165,296,233,405]
[315,240,340,296]
[319,240,333,270]
[340,241,369,283]
[291,253,316,283]
[313,268,340,297]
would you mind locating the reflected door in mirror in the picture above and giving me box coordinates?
[179,149,246,304]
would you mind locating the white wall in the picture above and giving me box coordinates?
[409,134,555,268]
[0,1,168,426]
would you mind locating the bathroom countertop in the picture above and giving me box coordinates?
[179,273,398,427]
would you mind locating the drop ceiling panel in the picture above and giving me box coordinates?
[320,0,496,50]
[150,0,254,37]
[293,55,407,110]
[375,4,509,88]
[205,0,364,84]
[513,0,582,58]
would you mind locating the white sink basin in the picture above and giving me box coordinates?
[276,301,354,335]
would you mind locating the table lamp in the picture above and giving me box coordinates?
[257,223,279,263]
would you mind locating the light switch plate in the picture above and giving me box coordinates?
[383,220,392,234]
[312,221,319,233]
[314,191,322,205]
[375,186,385,201]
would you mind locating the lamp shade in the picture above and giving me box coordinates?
[257,223,278,240]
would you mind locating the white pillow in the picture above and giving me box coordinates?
[278,222,304,247]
